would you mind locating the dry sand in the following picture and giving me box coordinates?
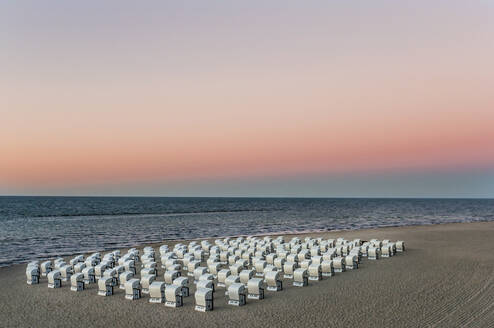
[1,221,494,328]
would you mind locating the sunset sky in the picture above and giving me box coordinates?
[1,1,494,197]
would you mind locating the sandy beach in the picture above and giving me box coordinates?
[1,221,493,328]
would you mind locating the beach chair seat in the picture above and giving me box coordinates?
[345,255,358,269]
[164,270,181,285]
[297,250,310,262]
[82,267,96,284]
[70,272,85,291]
[47,270,62,288]
[300,259,312,269]
[228,255,240,266]
[125,278,141,300]
[264,271,282,291]
[98,277,114,296]
[74,262,86,274]
[94,263,108,279]
[149,281,166,303]
[381,244,392,258]
[293,268,308,287]
[140,267,156,278]
[198,274,215,291]
[26,266,40,285]
[195,287,214,312]
[333,257,346,272]
[247,278,265,300]
[308,263,322,281]
[119,271,134,289]
[311,255,323,266]
[368,247,380,260]
[217,269,231,287]
[165,284,183,307]
[208,262,221,278]
[173,276,190,297]
[187,260,201,276]
[224,275,241,295]
[207,254,220,266]
[227,283,246,306]
[396,241,405,252]
[229,263,243,276]
[123,260,136,275]
[274,257,285,271]
[321,260,334,277]
[235,259,249,269]
[219,251,230,264]
[266,253,277,265]
[239,269,254,286]
[193,267,208,283]
[40,261,52,277]
[254,260,267,277]
[140,274,155,294]
[60,265,73,282]
[286,254,298,264]
[283,262,296,279]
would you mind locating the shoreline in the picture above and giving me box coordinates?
[2,219,492,269]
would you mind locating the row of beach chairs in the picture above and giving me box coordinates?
[26,236,405,311]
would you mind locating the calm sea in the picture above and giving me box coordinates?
[0,196,493,267]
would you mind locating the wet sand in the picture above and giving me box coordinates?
[1,221,494,328]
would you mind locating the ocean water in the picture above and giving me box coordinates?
[0,196,493,267]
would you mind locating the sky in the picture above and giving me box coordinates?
[1,1,494,197]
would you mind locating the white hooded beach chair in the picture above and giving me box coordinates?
[293,268,308,287]
[368,247,380,260]
[219,251,230,264]
[194,267,208,283]
[274,257,285,271]
[60,265,73,282]
[74,262,86,274]
[283,262,296,279]
[224,275,240,295]
[70,272,85,291]
[229,263,243,276]
[300,259,312,270]
[141,274,155,294]
[247,278,265,300]
[264,271,282,291]
[165,284,183,307]
[26,266,40,285]
[41,261,52,277]
[228,283,246,306]
[345,255,358,269]
[266,253,277,265]
[149,281,166,303]
[308,263,322,281]
[187,261,201,276]
[228,255,240,266]
[321,260,334,277]
[198,273,215,291]
[286,254,298,264]
[254,260,267,277]
[140,267,156,278]
[195,287,214,312]
[98,277,114,296]
[82,267,96,284]
[94,263,108,279]
[396,241,405,252]
[208,262,221,278]
[381,244,392,258]
[125,278,142,300]
[217,269,231,288]
[173,276,190,297]
[333,257,346,272]
[239,269,254,286]
[47,270,62,288]
[196,279,214,293]
[164,270,181,286]
[119,271,134,289]
[123,260,136,275]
